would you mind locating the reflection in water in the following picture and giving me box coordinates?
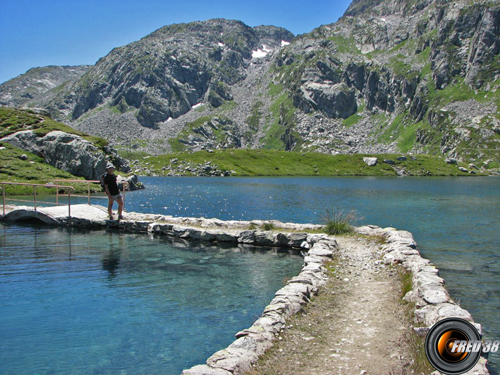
[102,249,121,278]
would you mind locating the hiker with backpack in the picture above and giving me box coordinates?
[102,163,124,220]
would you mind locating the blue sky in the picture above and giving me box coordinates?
[0,0,353,84]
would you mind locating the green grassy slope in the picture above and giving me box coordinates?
[123,149,480,177]
[0,107,108,148]
[0,107,109,194]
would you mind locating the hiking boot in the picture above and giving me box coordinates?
[109,214,114,220]
[118,215,124,220]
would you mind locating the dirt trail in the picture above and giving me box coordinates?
[247,235,414,375]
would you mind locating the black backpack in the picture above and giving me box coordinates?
[100,173,108,191]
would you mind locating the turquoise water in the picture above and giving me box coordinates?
[1,176,499,373]
[126,176,500,373]
[0,225,303,375]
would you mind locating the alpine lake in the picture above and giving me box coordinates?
[1,176,499,374]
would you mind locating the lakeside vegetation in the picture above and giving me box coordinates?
[0,145,486,196]
[0,106,488,197]
[121,148,481,177]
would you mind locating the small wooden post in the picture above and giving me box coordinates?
[34,186,37,211]
[68,189,71,218]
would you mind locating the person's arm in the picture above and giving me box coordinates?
[103,175,111,196]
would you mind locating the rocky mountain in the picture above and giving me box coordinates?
[1,1,499,165]
[40,19,294,151]
[0,65,91,107]
[270,0,500,162]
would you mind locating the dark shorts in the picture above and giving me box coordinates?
[109,193,122,202]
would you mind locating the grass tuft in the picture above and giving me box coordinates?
[322,208,361,235]
[261,222,275,231]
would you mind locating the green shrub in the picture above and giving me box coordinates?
[262,222,275,231]
[322,208,360,235]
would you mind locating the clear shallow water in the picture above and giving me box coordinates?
[0,225,302,375]
[2,176,499,373]
[126,176,500,373]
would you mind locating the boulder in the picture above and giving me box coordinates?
[238,230,255,244]
[286,232,308,247]
[117,174,144,191]
[1,130,106,180]
[363,157,378,166]
[254,231,274,246]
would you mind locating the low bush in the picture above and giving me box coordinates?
[322,208,360,235]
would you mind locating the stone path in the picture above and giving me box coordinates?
[246,235,414,375]
[320,236,411,374]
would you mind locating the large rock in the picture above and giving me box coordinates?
[117,174,144,191]
[363,157,378,166]
[464,7,500,88]
[1,130,107,180]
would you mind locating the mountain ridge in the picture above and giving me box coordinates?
[1,0,499,167]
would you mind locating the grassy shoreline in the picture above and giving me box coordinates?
[1,144,492,196]
[122,148,487,177]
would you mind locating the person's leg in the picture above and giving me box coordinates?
[117,196,124,219]
[108,197,114,219]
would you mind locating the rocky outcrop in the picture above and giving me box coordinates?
[2,130,109,180]
[183,117,242,151]
[363,156,378,166]
[117,174,144,191]
[295,82,357,118]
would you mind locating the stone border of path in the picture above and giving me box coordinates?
[0,206,489,374]
[357,225,489,375]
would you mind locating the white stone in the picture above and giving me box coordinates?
[363,157,378,166]
[182,365,232,375]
